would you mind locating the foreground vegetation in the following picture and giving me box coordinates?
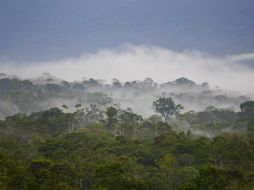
[0,99,254,190]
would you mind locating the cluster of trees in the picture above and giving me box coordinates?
[0,76,249,119]
[0,97,254,189]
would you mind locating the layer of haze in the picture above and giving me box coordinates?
[1,45,254,94]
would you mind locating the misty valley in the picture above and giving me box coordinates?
[1,0,254,189]
[0,74,254,190]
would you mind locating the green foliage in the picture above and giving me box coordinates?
[211,133,253,171]
[106,107,118,121]
[0,106,253,190]
[105,106,118,131]
[153,97,183,121]
[194,164,227,190]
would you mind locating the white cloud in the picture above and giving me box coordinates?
[228,53,254,62]
[1,44,254,93]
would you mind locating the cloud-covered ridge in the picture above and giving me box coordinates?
[1,45,254,93]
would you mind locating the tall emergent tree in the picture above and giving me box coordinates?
[153,97,183,121]
[105,106,118,134]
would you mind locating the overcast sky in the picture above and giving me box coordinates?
[0,0,254,93]
[0,0,254,62]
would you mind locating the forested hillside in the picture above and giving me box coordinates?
[1,0,253,189]
[0,73,249,119]
[0,74,254,189]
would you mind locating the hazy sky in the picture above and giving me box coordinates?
[1,0,254,93]
[0,0,254,61]
[1,45,254,93]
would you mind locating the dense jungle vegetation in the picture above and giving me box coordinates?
[0,75,254,190]
[0,98,254,190]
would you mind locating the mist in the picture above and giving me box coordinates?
[0,45,254,94]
